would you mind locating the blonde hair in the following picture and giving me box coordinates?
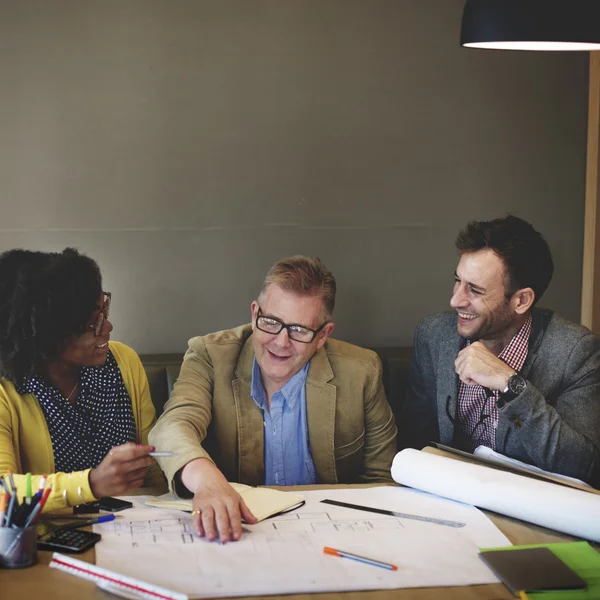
[258,256,336,321]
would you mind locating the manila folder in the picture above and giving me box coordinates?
[145,484,305,522]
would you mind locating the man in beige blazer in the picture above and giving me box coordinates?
[149,256,397,543]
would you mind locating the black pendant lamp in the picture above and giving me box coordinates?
[461,0,600,51]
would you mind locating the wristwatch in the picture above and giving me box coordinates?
[497,373,527,407]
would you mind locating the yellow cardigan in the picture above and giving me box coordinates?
[0,341,162,512]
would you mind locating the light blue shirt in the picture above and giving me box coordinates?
[250,358,318,486]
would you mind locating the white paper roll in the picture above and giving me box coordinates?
[391,449,600,542]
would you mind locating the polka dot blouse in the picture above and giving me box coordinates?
[16,349,136,472]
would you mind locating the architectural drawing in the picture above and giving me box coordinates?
[94,487,510,597]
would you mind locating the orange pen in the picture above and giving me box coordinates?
[0,492,8,527]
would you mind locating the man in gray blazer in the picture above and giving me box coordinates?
[401,215,600,488]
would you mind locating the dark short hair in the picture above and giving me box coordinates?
[455,215,554,305]
[0,248,102,382]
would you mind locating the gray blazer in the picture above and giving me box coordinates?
[401,308,600,487]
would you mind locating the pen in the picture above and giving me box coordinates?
[22,486,52,527]
[7,470,16,494]
[23,496,44,527]
[25,473,32,504]
[149,451,178,457]
[38,474,47,493]
[11,501,30,528]
[323,547,398,571]
[30,490,42,508]
[0,477,10,495]
[59,514,116,530]
[5,491,18,528]
[0,492,7,527]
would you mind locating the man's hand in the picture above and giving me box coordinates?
[181,458,257,543]
[89,443,154,498]
[455,341,515,390]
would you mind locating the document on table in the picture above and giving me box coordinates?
[93,487,510,598]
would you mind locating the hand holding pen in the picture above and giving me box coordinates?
[88,443,156,498]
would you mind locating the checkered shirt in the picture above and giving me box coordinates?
[457,313,532,451]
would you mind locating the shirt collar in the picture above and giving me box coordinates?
[16,374,47,397]
[251,358,310,409]
[497,313,532,372]
[465,313,532,373]
[16,349,116,397]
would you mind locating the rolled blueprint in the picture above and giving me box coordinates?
[391,449,600,542]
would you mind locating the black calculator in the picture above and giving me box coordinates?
[37,526,101,553]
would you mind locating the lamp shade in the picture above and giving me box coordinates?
[461,0,600,51]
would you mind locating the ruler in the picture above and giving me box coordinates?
[320,499,466,528]
[49,553,188,600]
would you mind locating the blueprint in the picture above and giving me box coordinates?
[94,486,510,598]
[393,449,600,542]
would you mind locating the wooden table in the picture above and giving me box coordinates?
[0,484,590,600]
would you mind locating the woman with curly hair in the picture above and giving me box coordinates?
[0,248,163,512]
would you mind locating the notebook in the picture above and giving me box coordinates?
[145,484,305,522]
[479,547,587,595]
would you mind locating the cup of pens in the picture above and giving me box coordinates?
[0,472,50,569]
[0,525,37,568]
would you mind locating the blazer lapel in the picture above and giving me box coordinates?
[305,347,337,483]
[496,309,544,450]
[232,337,265,485]
[519,308,545,379]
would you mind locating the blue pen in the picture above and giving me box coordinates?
[59,514,116,530]
[23,500,43,528]
[4,492,18,528]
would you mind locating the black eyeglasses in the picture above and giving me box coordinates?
[91,291,111,336]
[255,308,328,343]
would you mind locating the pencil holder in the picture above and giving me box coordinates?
[0,525,38,569]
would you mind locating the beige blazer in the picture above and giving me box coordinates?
[149,325,397,492]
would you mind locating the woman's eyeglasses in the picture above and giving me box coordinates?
[91,291,111,336]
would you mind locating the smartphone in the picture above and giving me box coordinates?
[96,497,133,512]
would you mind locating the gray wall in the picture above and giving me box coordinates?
[0,1,588,352]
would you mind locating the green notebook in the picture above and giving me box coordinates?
[479,542,600,599]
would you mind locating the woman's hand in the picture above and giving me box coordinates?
[89,443,153,498]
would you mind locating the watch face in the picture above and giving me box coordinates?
[508,375,526,396]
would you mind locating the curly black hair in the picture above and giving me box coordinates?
[0,248,102,382]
